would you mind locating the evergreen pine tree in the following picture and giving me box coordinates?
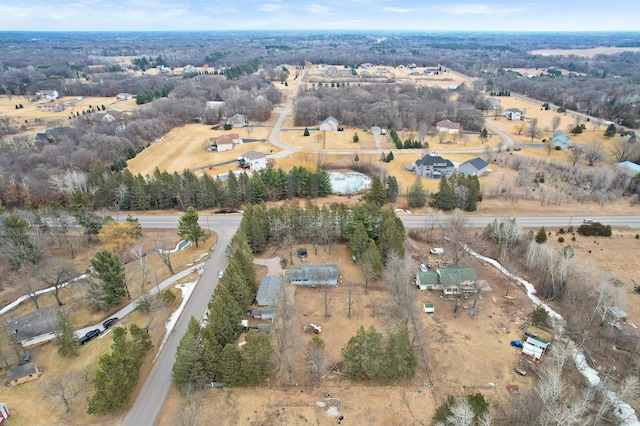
[407,176,427,208]
[386,176,399,202]
[55,310,78,357]
[348,222,370,261]
[178,206,207,248]
[535,227,548,244]
[303,127,310,136]
[366,175,387,207]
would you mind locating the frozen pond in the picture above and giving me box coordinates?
[329,171,371,195]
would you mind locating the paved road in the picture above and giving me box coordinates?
[137,213,640,231]
[121,220,239,426]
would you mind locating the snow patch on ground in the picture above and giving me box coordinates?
[325,406,340,417]
[153,281,196,363]
[464,245,639,425]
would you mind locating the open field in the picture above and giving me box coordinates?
[529,47,640,58]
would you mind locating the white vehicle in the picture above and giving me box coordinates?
[583,218,593,224]
[218,271,224,278]
[430,248,444,255]
[420,264,428,272]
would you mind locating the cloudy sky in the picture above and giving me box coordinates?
[0,0,638,32]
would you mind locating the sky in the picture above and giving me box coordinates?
[0,0,639,32]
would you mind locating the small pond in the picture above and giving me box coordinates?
[329,171,371,195]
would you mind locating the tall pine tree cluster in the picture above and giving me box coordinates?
[171,234,272,394]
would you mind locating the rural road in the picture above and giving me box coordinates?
[121,219,239,426]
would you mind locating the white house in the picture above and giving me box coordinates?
[208,133,241,152]
[503,108,523,121]
[35,90,59,101]
[116,93,133,101]
[227,114,248,128]
[238,151,267,171]
[318,116,339,132]
[206,101,225,109]
[436,119,461,134]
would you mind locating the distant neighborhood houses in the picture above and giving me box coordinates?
[503,108,523,121]
[35,89,59,101]
[226,114,248,128]
[410,154,489,179]
[318,116,340,132]
[550,131,570,149]
[436,119,461,134]
[238,150,267,171]
[458,157,489,177]
[412,154,455,179]
[208,133,243,152]
[116,93,133,101]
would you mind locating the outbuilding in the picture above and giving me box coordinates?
[458,157,489,177]
[7,362,41,387]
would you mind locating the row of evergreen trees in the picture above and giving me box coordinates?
[84,163,332,211]
[388,128,425,149]
[237,203,405,263]
[171,233,273,393]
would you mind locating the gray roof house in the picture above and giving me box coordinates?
[414,154,455,179]
[7,362,41,387]
[550,131,570,149]
[238,150,267,171]
[436,119,461,134]
[8,306,60,345]
[288,264,339,286]
[318,116,339,132]
[458,157,489,177]
[256,276,281,307]
[227,114,248,128]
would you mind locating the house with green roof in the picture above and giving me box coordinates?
[416,271,440,291]
[438,266,477,296]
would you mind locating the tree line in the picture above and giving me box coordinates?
[171,233,273,393]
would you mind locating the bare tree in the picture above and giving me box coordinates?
[39,258,78,306]
[552,115,562,132]
[173,388,205,426]
[447,209,469,266]
[611,138,638,162]
[567,145,584,166]
[345,282,359,319]
[584,140,605,166]
[424,208,444,243]
[272,283,297,385]
[303,336,328,384]
[39,372,81,413]
[283,232,296,267]
[130,244,149,289]
[155,237,175,275]
[515,122,526,135]
[526,118,542,143]
[322,284,332,317]
[16,267,42,310]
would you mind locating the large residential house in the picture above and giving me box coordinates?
[116,93,133,101]
[35,90,59,101]
[458,157,489,177]
[503,108,523,121]
[318,116,339,131]
[238,151,267,171]
[413,154,455,179]
[208,133,241,152]
[416,266,480,297]
[436,119,461,134]
[550,131,570,149]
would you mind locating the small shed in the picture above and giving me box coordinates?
[256,276,281,307]
[7,362,41,387]
[610,306,628,321]
[318,116,339,132]
[423,303,435,315]
[0,403,8,424]
[522,337,549,362]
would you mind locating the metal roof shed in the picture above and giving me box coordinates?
[256,276,281,307]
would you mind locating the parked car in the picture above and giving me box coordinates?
[609,321,624,331]
[430,248,444,255]
[583,218,593,224]
[218,271,224,278]
[102,317,119,329]
[420,264,428,272]
[78,329,101,345]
